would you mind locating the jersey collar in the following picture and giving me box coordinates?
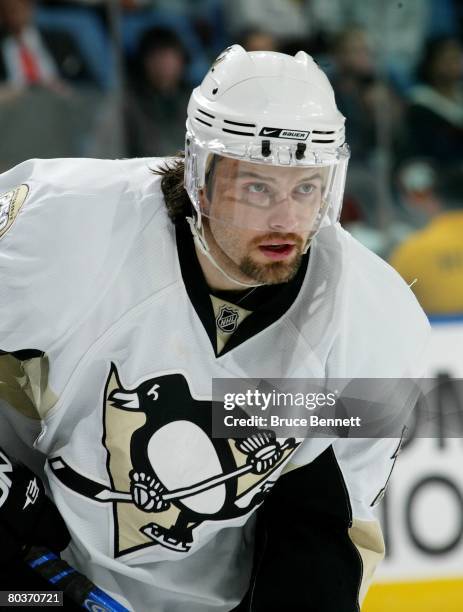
[175,219,309,357]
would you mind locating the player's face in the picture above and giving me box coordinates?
[200,157,325,284]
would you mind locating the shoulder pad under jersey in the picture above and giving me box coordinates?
[0,157,168,352]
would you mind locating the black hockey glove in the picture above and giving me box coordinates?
[0,447,70,565]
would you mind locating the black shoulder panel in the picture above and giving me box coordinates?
[237,445,362,612]
[0,349,45,360]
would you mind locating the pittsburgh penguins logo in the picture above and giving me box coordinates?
[49,364,299,557]
[216,305,239,334]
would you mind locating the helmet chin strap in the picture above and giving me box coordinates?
[186,216,265,288]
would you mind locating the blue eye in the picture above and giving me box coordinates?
[296,183,316,195]
[248,183,269,193]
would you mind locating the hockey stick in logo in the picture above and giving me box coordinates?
[49,438,295,504]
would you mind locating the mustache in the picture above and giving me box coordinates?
[249,232,305,249]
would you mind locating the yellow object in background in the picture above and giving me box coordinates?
[363,578,463,612]
[390,211,463,315]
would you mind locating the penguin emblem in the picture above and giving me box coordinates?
[49,364,298,557]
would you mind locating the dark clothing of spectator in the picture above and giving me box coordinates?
[125,84,190,157]
[124,26,190,157]
[329,28,404,166]
[399,37,463,165]
[0,26,95,86]
[331,73,377,163]
[402,85,463,163]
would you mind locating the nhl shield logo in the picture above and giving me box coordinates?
[216,305,239,334]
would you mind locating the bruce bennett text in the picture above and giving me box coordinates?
[223,415,362,427]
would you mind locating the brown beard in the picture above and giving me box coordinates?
[205,220,308,285]
[239,251,304,284]
[236,232,305,284]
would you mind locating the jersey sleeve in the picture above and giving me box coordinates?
[0,160,89,352]
[0,351,47,474]
[0,157,159,354]
[331,236,431,602]
[332,435,401,603]
[2,165,96,353]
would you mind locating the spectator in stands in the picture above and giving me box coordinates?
[310,0,433,91]
[0,0,95,89]
[390,166,463,315]
[125,26,190,157]
[0,0,104,171]
[238,29,278,53]
[329,26,404,165]
[395,159,442,229]
[224,0,312,41]
[41,1,151,7]
[400,36,463,164]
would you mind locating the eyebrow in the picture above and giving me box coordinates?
[236,170,323,182]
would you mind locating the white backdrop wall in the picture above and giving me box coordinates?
[377,321,463,581]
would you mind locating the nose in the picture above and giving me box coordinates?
[267,197,300,232]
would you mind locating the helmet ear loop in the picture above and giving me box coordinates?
[193,187,210,252]
[193,153,219,247]
[196,188,204,231]
[302,196,330,254]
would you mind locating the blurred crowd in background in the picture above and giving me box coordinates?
[1,0,463,316]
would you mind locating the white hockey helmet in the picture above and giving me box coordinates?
[184,45,350,235]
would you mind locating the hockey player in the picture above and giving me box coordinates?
[0,46,429,611]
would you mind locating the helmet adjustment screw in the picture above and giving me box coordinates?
[295,143,306,160]
[261,140,271,157]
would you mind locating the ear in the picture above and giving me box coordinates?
[198,187,209,214]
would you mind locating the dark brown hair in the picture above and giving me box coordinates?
[152,153,191,224]
[153,151,220,224]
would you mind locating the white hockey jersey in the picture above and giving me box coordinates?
[0,158,430,611]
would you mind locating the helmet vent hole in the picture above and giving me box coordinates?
[224,119,256,129]
[311,130,336,143]
[198,109,215,119]
[195,117,213,128]
[222,128,255,136]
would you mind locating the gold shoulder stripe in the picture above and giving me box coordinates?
[0,353,57,420]
[0,184,29,239]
